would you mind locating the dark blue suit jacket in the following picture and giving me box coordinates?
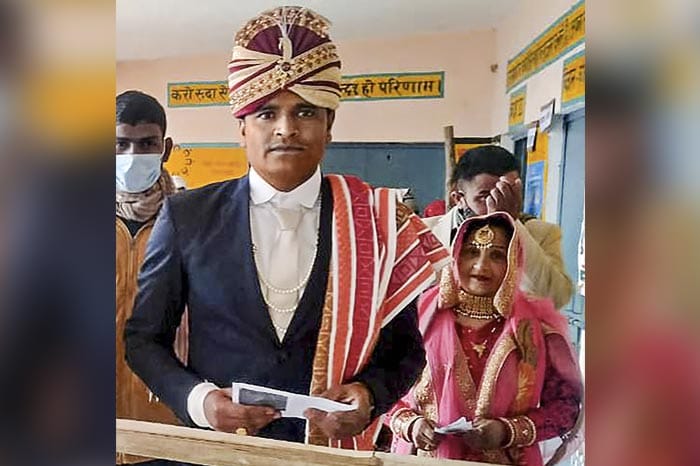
[125,175,425,443]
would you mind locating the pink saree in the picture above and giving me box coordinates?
[391,212,581,465]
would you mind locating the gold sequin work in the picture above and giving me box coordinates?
[453,334,478,415]
[234,6,330,47]
[229,43,340,111]
[413,363,438,425]
[307,270,335,446]
[476,334,516,418]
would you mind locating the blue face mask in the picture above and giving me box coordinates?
[116,153,162,193]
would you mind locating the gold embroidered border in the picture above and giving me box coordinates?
[476,335,516,417]
[453,332,478,415]
[307,270,335,446]
[438,266,459,308]
[235,7,330,47]
[494,233,520,317]
[413,363,438,426]
[230,43,340,111]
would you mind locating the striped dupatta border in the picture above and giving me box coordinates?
[307,175,450,449]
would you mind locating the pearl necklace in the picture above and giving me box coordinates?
[252,243,317,313]
[269,309,291,336]
[272,321,289,334]
[252,243,317,294]
[262,294,297,314]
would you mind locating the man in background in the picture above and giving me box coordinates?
[115,90,185,464]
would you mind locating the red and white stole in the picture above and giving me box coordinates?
[307,174,449,449]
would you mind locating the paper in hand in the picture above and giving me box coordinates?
[231,382,356,419]
[434,417,474,434]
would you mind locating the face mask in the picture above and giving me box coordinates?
[455,205,476,225]
[116,153,162,193]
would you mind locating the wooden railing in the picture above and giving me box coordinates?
[117,419,497,466]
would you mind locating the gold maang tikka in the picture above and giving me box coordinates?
[471,225,495,250]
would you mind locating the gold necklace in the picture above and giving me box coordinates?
[453,290,498,320]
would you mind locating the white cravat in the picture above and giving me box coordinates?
[186,167,321,428]
[263,205,303,340]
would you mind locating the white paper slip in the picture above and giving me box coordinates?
[435,417,474,434]
[231,382,357,419]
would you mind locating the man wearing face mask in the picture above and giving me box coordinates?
[423,145,573,309]
[115,90,182,463]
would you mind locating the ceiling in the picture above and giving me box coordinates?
[117,0,519,61]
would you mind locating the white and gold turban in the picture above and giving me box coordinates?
[228,6,342,118]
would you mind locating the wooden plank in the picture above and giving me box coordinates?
[118,419,378,466]
[117,419,500,466]
[443,125,455,205]
[377,452,494,466]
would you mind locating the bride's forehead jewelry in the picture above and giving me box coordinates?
[471,225,495,250]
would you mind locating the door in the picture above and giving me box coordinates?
[558,109,585,350]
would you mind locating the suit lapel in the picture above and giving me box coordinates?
[225,175,281,343]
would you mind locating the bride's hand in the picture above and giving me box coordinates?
[461,417,508,450]
[410,417,442,451]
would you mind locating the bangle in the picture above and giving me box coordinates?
[522,416,537,446]
[390,408,411,436]
[509,415,537,447]
[390,408,422,442]
[498,417,516,449]
[405,416,424,444]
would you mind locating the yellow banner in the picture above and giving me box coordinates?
[509,87,526,129]
[527,128,549,163]
[507,1,585,91]
[454,137,501,162]
[454,143,487,163]
[562,51,585,107]
[167,73,443,107]
[168,82,229,107]
[340,72,444,101]
[165,144,248,188]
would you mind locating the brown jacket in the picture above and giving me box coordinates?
[116,218,181,463]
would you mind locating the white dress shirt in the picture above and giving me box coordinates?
[187,166,322,428]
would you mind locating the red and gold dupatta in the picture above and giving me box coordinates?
[307,174,450,449]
